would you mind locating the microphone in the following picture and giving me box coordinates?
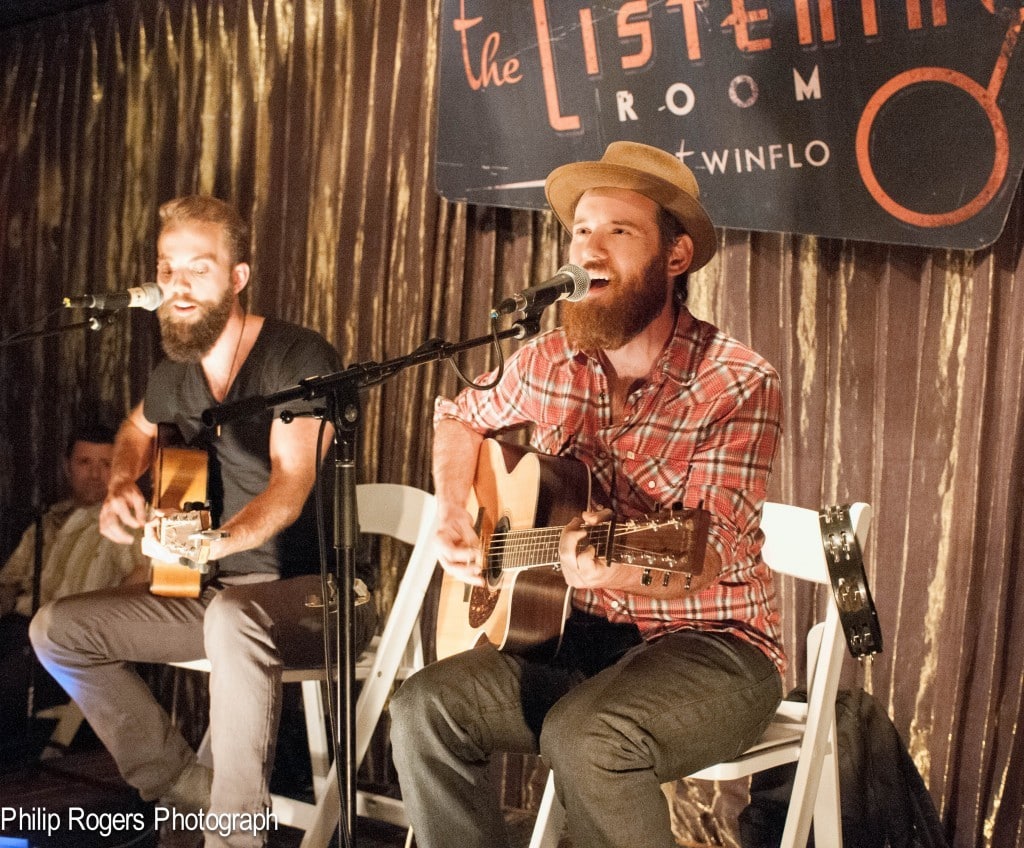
[491,264,590,318]
[63,283,163,311]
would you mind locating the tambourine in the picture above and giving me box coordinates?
[819,504,883,659]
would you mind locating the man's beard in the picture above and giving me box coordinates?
[563,254,668,351]
[158,288,234,363]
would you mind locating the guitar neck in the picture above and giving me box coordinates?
[488,508,709,577]
[490,524,615,571]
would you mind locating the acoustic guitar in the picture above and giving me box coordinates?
[435,439,711,661]
[147,424,218,598]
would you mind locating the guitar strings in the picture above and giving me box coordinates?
[483,527,683,573]
[484,526,611,571]
[486,519,673,542]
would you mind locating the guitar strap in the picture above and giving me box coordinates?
[553,433,577,457]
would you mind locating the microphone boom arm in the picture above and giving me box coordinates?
[201,324,532,428]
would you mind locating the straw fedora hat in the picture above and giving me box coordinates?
[545,141,717,272]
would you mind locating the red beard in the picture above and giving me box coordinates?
[563,253,668,351]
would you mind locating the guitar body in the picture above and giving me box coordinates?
[149,424,209,598]
[435,439,590,661]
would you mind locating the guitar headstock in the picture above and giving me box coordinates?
[608,506,711,575]
[151,508,221,574]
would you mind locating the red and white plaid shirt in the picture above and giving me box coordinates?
[435,307,785,673]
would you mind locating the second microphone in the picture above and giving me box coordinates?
[63,283,163,311]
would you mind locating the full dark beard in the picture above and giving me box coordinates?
[158,289,234,363]
[563,254,668,351]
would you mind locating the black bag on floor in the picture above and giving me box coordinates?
[738,688,949,848]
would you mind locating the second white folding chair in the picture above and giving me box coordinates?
[172,482,438,848]
[529,501,872,848]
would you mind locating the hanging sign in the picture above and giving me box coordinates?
[435,0,1024,250]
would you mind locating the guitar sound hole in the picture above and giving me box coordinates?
[485,516,510,589]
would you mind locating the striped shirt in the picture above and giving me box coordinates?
[434,307,785,673]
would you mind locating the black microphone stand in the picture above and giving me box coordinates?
[0,311,121,347]
[26,507,44,731]
[202,311,544,847]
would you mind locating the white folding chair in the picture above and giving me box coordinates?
[173,482,438,848]
[529,501,872,848]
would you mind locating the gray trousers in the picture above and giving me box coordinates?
[390,615,782,848]
[30,574,376,848]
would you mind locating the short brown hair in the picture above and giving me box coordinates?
[66,423,116,457]
[158,196,250,266]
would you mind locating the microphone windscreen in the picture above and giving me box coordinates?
[557,264,590,301]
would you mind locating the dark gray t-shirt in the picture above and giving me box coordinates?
[144,317,340,577]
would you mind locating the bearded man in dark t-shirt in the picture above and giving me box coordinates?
[31,196,375,848]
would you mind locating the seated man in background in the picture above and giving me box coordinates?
[0,424,144,764]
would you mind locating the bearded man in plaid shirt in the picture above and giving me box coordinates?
[391,141,785,848]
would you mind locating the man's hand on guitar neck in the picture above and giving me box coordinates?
[560,509,722,597]
[559,509,625,590]
[436,502,486,588]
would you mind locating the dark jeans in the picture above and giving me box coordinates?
[390,613,782,848]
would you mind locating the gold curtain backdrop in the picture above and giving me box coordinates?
[0,1,1022,846]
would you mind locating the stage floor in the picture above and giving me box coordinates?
[0,742,410,848]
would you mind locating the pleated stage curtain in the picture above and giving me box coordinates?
[0,2,1022,845]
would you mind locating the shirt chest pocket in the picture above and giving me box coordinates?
[621,455,692,510]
